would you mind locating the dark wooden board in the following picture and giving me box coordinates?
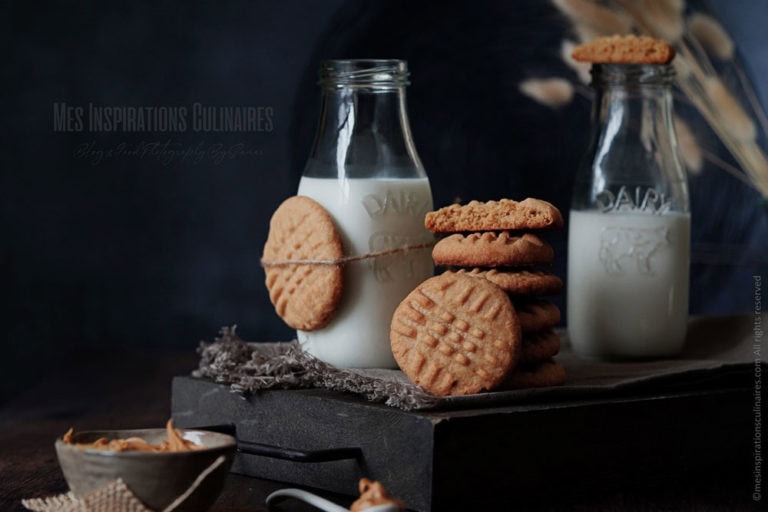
[172,376,754,512]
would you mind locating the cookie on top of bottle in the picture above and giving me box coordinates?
[571,34,675,64]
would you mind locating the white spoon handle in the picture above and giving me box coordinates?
[266,488,349,512]
[266,488,401,512]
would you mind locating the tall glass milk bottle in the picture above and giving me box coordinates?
[567,63,690,359]
[297,59,434,368]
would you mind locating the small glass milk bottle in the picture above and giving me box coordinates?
[567,63,691,359]
[297,59,434,368]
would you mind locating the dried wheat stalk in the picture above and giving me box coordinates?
[527,0,768,198]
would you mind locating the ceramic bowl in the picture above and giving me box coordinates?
[55,428,236,512]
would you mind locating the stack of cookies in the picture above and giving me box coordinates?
[390,198,566,396]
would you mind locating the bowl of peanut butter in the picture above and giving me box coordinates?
[55,419,236,512]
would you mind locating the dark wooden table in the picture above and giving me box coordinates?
[0,345,760,511]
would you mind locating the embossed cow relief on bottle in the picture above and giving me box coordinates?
[598,225,669,275]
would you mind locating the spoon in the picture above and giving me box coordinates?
[266,488,401,512]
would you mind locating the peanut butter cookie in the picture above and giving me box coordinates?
[504,359,566,389]
[515,300,562,333]
[432,232,554,267]
[425,198,563,233]
[521,329,561,365]
[572,34,675,64]
[447,268,563,296]
[262,196,344,331]
[390,273,521,396]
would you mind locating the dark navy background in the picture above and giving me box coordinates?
[2,0,766,402]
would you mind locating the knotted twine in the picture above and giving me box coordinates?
[259,241,435,268]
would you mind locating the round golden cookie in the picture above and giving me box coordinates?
[515,300,561,333]
[425,198,564,233]
[504,359,566,390]
[262,196,343,331]
[520,329,561,365]
[390,273,521,396]
[447,268,563,296]
[432,232,554,267]
[572,35,675,64]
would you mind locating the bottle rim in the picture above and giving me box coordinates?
[590,63,676,87]
[318,59,409,88]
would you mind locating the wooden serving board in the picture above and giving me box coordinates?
[171,375,751,511]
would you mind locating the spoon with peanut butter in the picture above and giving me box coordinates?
[266,478,404,512]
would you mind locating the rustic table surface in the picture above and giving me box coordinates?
[0,345,760,511]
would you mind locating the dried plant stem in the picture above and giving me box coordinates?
[733,61,768,140]
[519,78,575,109]
[687,12,735,60]
[673,91,696,107]
[676,33,757,141]
[736,141,768,196]
[551,0,768,197]
[674,115,703,173]
[561,39,592,84]
[700,147,757,188]
[676,75,767,195]
[672,37,764,191]
[705,76,756,141]
[609,0,638,31]
[638,0,684,42]
[573,83,594,101]
[680,33,718,77]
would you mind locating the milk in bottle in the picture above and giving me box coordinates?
[297,177,433,367]
[297,59,434,368]
[567,62,691,359]
[568,209,690,357]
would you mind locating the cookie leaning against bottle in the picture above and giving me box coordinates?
[262,196,344,331]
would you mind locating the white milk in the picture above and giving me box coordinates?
[296,176,434,368]
[567,210,690,358]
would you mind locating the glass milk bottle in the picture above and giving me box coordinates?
[297,59,434,368]
[567,63,690,359]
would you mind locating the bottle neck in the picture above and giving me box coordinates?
[589,64,677,145]
[304,60,425,179]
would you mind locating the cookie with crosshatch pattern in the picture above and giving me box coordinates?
[262,195,343,331]
[390,272,521,396]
